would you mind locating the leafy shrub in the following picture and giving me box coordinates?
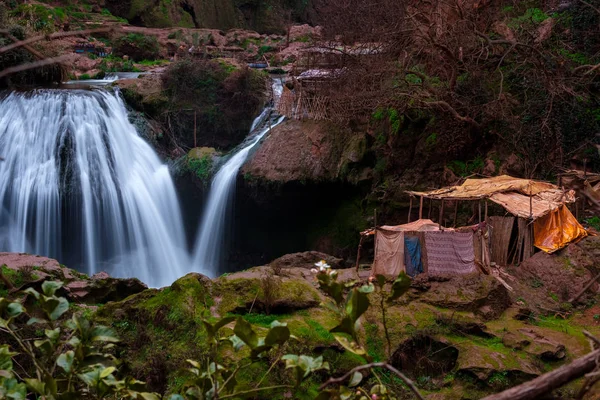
[78,73,91,80]
[0,281,159,399]
[113,33,160,62]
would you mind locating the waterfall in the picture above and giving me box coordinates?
[0,89,189,287]
[192,80,284,276]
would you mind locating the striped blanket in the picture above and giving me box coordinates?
[424,231,476,276]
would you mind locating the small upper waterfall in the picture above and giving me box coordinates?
[0,89,189,287]
[192,79,285,276]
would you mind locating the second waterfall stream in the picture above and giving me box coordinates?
[192,79,284,276]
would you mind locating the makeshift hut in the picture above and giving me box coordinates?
[362,219,478,278]
[362,176,588,279]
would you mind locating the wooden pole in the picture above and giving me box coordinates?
[428,198,433,219]
[529,182,533,220]
[355,235,364,273]
[419,196,424,220]
[485,200,488,221]
[193,111,197,148]
[478,201,482,224]
[438,200,445,229]
[481,348,600,400]
[408,196,413,223]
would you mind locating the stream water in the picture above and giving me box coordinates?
[192,79,284,276]
[0,78,284,286]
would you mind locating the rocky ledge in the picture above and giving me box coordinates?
[1,245,600,398]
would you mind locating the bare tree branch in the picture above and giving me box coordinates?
[319,362,425,400]
[0,27,116,55]
[0,55,70,79]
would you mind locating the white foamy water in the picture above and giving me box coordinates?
[0,89,189,287]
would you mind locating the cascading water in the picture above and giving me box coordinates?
[192,80,285,276]
[0,89,189,287]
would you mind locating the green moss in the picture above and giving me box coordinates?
[187,152,213,182]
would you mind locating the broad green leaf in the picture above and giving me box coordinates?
[187,359,201,369]
[100,366,116,379]
[201,320,215,339]
[48,297,69,321]
[41,281,63,297]
[6,302,24,318]
[43,372,58,397]
[33,339,52,354]
[24,378,45,395]
[375,274,387,288]
[281,354,298,365]
[358,283,375,294]
[26,317,45,325]
[370,384,388,394]
[0,345,17,370]
[233,317,258,349]
[5,379,27,399]
[166,395,185,400]
[56,351,75,374]
[90,325,119,342]
[333,334,367,356]
[45,328,60,342]
[213,316,236,332]
[348,371,363,387]
[78,366,102,386]
[388,272,411,302]
[330,317,355,339]
[250,345,272,359]
[22,287,40,299]
[345,288,370,324]
[228,335,245,351]
[264,322,290,347]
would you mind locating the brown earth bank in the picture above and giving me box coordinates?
[2,245,600,398]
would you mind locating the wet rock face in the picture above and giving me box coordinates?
[242,119,368,184]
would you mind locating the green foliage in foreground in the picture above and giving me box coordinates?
[0,266,417,399]
[0,280,159,399]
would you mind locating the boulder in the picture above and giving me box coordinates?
[418,275,511,320]
[517,328,566,360]
[268,251,346,271]
[65,274,147,304]
[215,274,321,315]
[456,341,542,381]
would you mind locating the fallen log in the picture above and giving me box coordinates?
[481,348,600,400]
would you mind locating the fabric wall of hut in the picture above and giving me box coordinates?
[487,216,514,266]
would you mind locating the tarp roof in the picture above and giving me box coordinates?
[407,175,575,220]
[361,219,442,236]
